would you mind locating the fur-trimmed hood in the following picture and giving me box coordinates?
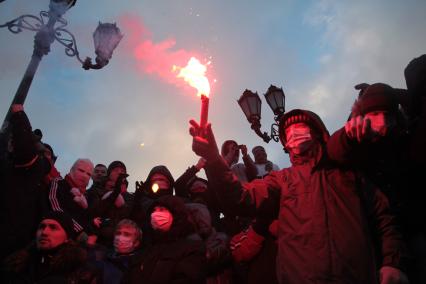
[3,241,88,277]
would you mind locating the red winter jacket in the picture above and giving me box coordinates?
[207,143,405,284]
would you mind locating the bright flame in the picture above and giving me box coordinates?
[140,143,145,148]
[152,183,159,193]
[173,57,210,97]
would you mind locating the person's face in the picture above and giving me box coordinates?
[70,161,93,189]
[285,123,313,155]
[190,180,207,193]
[92,165,107,183]
[113,225,140,254]
[36,219,68,250]
[226,143,240,165]
[253,147,267,163]
[109,167,126,184]
[364,111,395,138]
[151,173,170,190]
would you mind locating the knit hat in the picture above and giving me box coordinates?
[404,54,426,94]
[42,211,76,239]
[107,160,127,176]
[351,83,399,117]
[278,109,330,146]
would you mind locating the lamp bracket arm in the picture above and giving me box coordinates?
[0,14,44,34]
[53,27,85,64]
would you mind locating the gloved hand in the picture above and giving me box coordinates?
[379,266,409,284]
[189,120,220,161]
[230,226,265,262]
[114,173,129,193]
[134,179,149,201]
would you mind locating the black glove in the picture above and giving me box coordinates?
[134,180,147,201]
[189,120,220,161]
[113,173,129,193]
[252,187,280,236]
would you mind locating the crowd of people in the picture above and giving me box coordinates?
[0,54,425,284]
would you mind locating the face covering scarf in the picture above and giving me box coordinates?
[285,126,313,154]
[151,210,173,232]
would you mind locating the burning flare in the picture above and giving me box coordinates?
[152,183,159,193]
[173,57,210,97]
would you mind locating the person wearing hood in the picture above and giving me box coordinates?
[189,109,408,284]
[2,211,99,283]
[327,80,426,283]
[125,195,207,284]
[130,165,175,246]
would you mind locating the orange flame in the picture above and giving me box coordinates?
[173,57,210,97]
[152,183,159,193]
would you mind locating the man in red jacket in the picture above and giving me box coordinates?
[189,108,408,284]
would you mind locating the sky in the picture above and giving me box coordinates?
[1,0,425,190]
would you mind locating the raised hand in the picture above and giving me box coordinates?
[344,115,373,142]
[189,120,220,161]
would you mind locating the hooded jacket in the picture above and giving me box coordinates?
[125,196,207,284]
[206,109,406,284]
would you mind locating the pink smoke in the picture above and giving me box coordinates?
[119,14,212,94]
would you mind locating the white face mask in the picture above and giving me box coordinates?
[151,210,173,232]
[114,235,134,254]
[285,124,313,154]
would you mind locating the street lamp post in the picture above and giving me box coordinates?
[238,85,286,143]
[0,0,123,131]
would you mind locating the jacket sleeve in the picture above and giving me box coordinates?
[361,176,408,271]
[242,154,258,181]
[48,178,85,233]
[10,111,38,167]
[174,166,199,198]
[205,157,281,217]
[327,127,365,165]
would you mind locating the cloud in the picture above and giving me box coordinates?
[298,0,426,132]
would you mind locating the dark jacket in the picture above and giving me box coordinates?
[2,242,99,284]
[86,182,134,246]
[125,196,207,284]
[327,115,426,237]
[0,111,50,259]
[205,110,406,284]
[91,248,141,284]
[48,178,93,235]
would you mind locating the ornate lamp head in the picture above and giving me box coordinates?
[264,85,285,120]
[92,22,123,68]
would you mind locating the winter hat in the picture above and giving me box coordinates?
[42,211,76,239]
[107,160,127,176]
[278,109,330,146]
[404,54,426,94]
[351,83,399,117]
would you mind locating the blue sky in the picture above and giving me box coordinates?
[1,0,425,189]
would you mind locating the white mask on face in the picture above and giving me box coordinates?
[285,125,313,154]
[114,235,134,254]
[151,210,173,232]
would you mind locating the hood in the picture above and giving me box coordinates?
[144,165,175,198]
[278,109,330,148]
